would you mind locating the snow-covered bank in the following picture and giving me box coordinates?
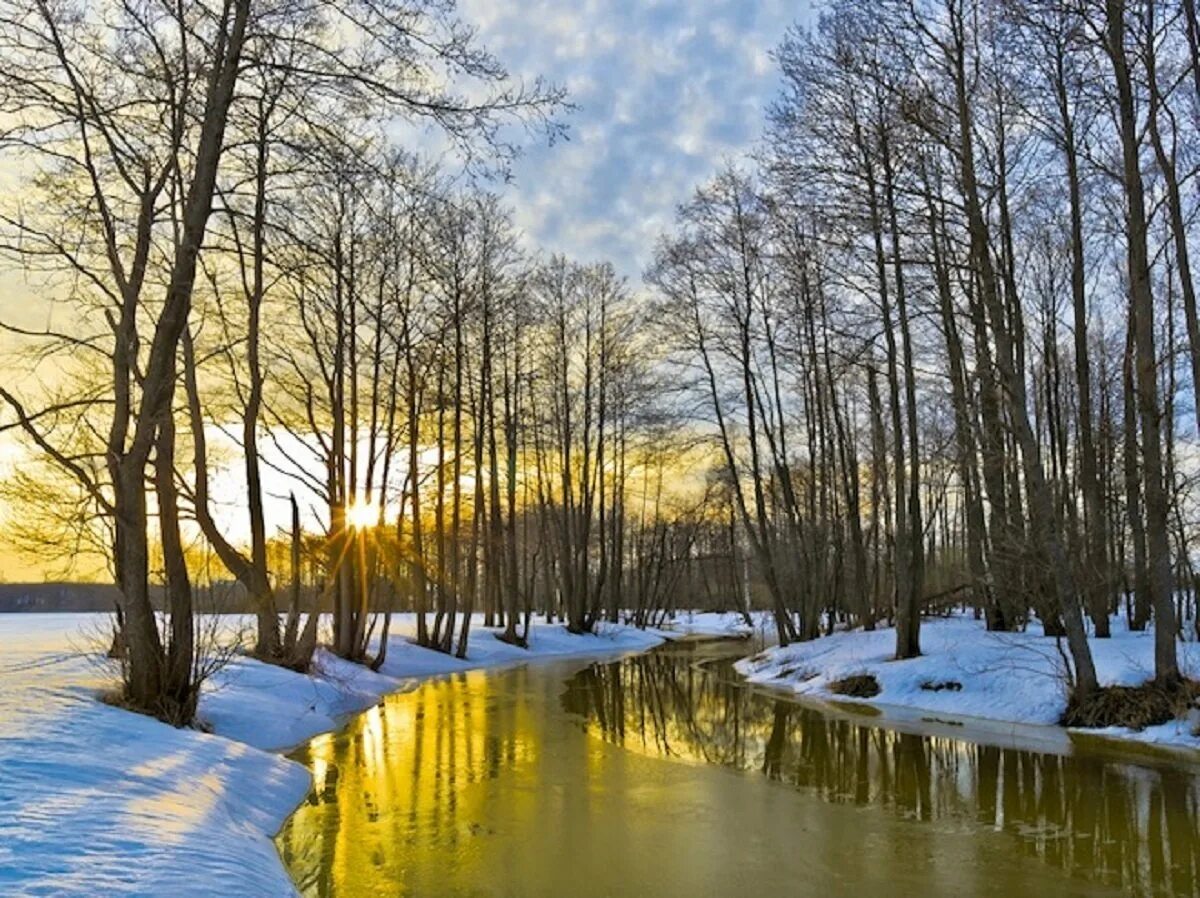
[637,609,767,641]
[0,612,685,897]
[203,613,673,751]
[736,614,1200,750]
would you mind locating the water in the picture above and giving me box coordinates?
[277,639,1200,897]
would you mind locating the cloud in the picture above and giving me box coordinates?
[457,0,813,279]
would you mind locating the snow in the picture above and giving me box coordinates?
[203,614,675,751]
[646,609,770,640]
[0,612,668,897]
[736,613,1200,750]
[13,608,1191,897]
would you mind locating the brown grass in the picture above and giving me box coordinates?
[828,673,881,698]
[776,664,817,681]
[1061,679,1200,731]
[919,679,963,692]
[99,687,209,730]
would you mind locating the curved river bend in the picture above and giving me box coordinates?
[277,640,1200,897]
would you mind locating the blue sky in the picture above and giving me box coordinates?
[459,0,814,279]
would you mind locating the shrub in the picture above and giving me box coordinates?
[828,673,881,698]
[1061,680,1200,731]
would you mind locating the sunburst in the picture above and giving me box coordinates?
[345,498,379,529]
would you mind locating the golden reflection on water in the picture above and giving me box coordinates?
[278,643,1196,898]
[563,648,1200,897]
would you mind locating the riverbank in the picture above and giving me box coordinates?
[0,612,743,897]
[277,637,1119,898]
[736,613,1200,750]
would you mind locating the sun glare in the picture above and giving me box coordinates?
[346,499,380,530]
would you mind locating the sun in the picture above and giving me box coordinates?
[345,498,380,530]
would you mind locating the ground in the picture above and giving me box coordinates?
[11,609,1192,897]
[737,613,1200,749]
[0,611,751,897]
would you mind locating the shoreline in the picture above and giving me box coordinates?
[9,610,1198,896]
[736,613,1200,756]
[0,612,754,897]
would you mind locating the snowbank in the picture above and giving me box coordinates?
[646,609,770,640]
[0,613,668,897]
[736,614,1200,750]
[202,613,673,752]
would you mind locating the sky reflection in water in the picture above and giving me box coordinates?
[278,641,1197,897]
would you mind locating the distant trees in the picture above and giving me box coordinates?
[649,172,812,647]
[259,171,715,660]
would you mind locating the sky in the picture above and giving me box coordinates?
[456,0,813,279]
[0,0,813,583]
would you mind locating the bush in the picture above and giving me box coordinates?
[828,673,881,698]
[1061,680,1200,731]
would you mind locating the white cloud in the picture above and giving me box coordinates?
[456,0,813,276]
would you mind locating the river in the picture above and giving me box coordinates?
[277,638,1200,897]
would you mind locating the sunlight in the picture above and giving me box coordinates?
[7,1,1200,894]
[346,498,379,530]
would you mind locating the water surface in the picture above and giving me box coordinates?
[278,639,1200,897]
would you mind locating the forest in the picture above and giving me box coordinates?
[8,2,1200,897]
[0,0,1197,735]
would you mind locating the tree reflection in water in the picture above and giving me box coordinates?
[563,642,1200,897]
[277,642,1198,898]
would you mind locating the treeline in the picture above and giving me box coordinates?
[3,0,1197,724]
[0,0,569,722]
[649,0,1200,701]
[0,0,733,725]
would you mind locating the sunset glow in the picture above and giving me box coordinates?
[345,499,380,530]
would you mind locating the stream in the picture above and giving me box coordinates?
[277,638,1200,897]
